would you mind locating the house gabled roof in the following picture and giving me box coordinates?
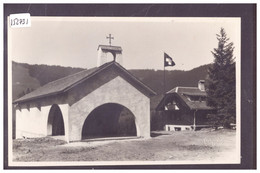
[156,86,214,111]
[167,87,207,96]
[14,61,156,104]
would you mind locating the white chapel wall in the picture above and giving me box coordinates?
[16,105,51,138]
[68,76,150,142]
[16,104,69,141]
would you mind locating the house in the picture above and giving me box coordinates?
[13,45,156,142]
[156,80,216,131]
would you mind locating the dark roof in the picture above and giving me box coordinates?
[14,61,156,103]
[97,45,122,52]
[157,86,214,111]
[167,87,207,97]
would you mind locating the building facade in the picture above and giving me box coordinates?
[156,80,216,131]
[14,45,156,142]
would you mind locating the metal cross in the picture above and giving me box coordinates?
[106,34,114,46]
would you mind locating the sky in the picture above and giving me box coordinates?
[9,17,240,71]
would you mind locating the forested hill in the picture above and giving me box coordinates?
[130,64,210,96]
[12,61,210,108]
[12,61,83,101]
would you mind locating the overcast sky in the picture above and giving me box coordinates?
[9,17,240,70]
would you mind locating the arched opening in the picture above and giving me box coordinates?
[47,104,65,136]
[82,103,137,140]
[106,52,115,62]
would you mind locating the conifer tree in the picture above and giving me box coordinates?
[205,28,236,128]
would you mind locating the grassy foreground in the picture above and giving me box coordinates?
[12,129,237,162]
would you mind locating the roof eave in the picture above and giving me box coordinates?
[190,107,216,111]
[13,90,65,104]
[13,62,115,104]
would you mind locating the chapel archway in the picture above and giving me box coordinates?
[81,103,137,139]
[47,104,65,136]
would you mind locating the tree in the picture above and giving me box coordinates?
[205,28,236,128]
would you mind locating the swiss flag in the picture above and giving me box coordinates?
[164,53,175,67]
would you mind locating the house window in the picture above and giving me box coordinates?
[166,100,180,110]
[174,127,181,131]
[199,96,206,102]
[173,101,180,110]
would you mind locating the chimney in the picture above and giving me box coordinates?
[97,45,123,67]
[198,80,205,91]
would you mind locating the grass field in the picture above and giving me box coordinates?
[12,129,238,163]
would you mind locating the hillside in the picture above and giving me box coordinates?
[12,61,84,100]
[12,61,210,109]
[130,64,209,95]
[12,62,41,101]
[130,65,210,109]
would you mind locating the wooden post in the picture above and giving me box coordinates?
[193,110,197,131]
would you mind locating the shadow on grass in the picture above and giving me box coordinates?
[150,131,171,138]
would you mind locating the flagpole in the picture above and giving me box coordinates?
[163,52,175,124]
[163,60,166,111]
[164,65,165,96]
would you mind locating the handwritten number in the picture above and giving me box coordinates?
[10,17,29,26]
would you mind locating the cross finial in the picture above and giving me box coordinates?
[106,34,114,46]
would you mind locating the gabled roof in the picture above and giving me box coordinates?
[156,86,214,111]
[14,61,156,104]
[167,87,207,97]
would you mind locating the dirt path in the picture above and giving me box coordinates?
[12,129,238,162]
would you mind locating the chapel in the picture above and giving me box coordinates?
[14,43,156,142]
